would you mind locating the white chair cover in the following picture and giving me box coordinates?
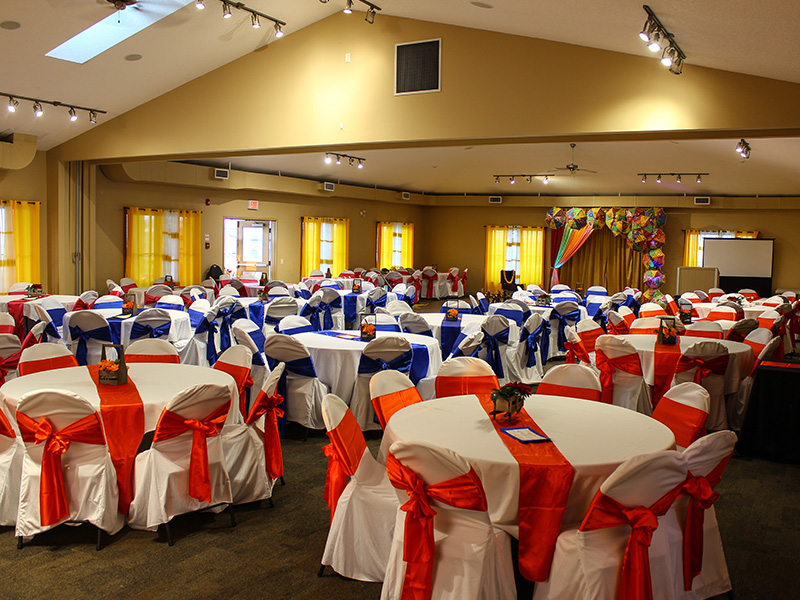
[595,335,650,413]
[0,403,23,526]
[672,341,730,431]
[351,336,413,431]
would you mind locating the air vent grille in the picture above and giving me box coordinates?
[396,39,441,95]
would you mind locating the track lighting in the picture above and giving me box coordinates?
[543,176,549,185]
[638,172,709,185]
[736,139,751,159]
[3,92,105,123]
[222,1,232,18]
[343,0,353,14]
[641,175,647,184]
[638,5,686,75]
[696,175,702,184]
[274,23,284,37]
[495,176,500,184]
[323,152,366,168]
[195,0,205,8]
[365,7,376,24]
[509,176,516,184]
[656,174,662,183]
[216,2,287,37]
[676,174,681,183]
[492,174,555,185]
[250,13,260,28]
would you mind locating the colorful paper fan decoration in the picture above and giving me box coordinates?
[627,226,648,252]
[545,207,566,229]
[644,248,665,269]
[642,288,665,303]
[647,207,667,228]
[566,207,587,230]
[648,228,666,249]
[587,207,606,230]
[609,208,630,236]
[606,207,620,229]
[643,269,666,289]
[633,208,650,228]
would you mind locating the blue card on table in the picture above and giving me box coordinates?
[500,427,551,443]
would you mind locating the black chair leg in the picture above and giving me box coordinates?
[17,536,23,550]
[303,427,309,442]
[317,564,326,577]
[267,497,274,508]
[96,527,103,551]
[228,504,237,527]
[164,522,174,547]
[279,476,285,486]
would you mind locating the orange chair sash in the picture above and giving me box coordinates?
[323,412,366,522]
[16,411,106,526]
[0,409,15,438]
[580,483,685,600]
[536,382,601,402]
[435,375,499,399]
[675,354,730,384]
[630,326,658,335]
[18,355,79,376]
[653,342,683,405]
[640,308,666,318]
[386,453,487,600]
[652,397,707,448]
[684,329,723,339]
[608,321,630,335]
[372,387,422,430]
[595,349,642,404]
[564,340,590,365]
[578,327,603,353]
[124,354,180,364]
[245,390,285,480]
[213,361,253,417]
[0,349,23,386]
[152,404,230,503]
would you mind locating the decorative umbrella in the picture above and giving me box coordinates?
[587,207,606,230]
[643,269,666,288]
[644,248,665,269]
[545,207,566,229]
[566,207,587,230]
[648,228,666,249]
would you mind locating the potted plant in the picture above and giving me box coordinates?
[490,382,533,420]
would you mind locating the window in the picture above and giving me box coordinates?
[223,218,274,279]
[125,207,202,286]
[683,229,759,267]
[376,221,414,269]
[0,200,40,291]
[485,225,544,291]
[301,217,349,277]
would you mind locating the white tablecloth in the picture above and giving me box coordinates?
[692,302,770,320]
[129,286,215,307]
[61,310,193,348]
[417,313,490,340]
[293,330,442,403]
[0,294,79,322]
[381,394,675,531]
[613,334,754,394]
[488,303,589,359]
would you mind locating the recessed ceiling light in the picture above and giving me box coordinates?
[0,21,21,30]
[470,2,494,8]
[124,53,142,61]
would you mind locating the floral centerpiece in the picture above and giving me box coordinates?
[490,382,533,420]
[536,293,552,306]
[657,317,679,345]
[360,319,376,342]
[122,300,135,316]
[98,344,128,385]
[25,284,44,298]
[444,307,459,321]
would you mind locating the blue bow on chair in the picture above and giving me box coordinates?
[521,320,550,368]
[265,355,319,434]
[68,325,114,366]
[294,288,312,300]
[301,302,324,331]
[479,326,510,379]
[494,307,525,326]
[317,300,341,330]
[217,305,245,352]
[551,309,582,352]
[357,351,413,376]
[129,321,171,341]
[187,308,205,329]
[365,294,387,314]
[593,312,608,333]
[195,318,219,365]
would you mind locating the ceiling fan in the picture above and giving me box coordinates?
[550,143,598,174]
[105,0,139,9]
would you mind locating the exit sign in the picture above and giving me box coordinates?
[248,200,259,210]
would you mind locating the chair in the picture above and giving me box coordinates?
[227,278,249,297]
[738,288,759,301]
[725,317,758,341]
[576,319,604,357]
[265,297,300,332]
[516,313,549,384]
[187,298,211,329]
[454,315,520,385]
[537,363,602,402]
[586,294,610,318]
[381,440,516,600]
[263,334,328,430]
[639,302,667,318]
[397,312,434,340]
[743,325,777,358]
[231,319,268,396]
[90,294,124,312]
[72,289,99,310]
[18,343,80,375]
[564,326,593,367]
[443,266,466,297]
[266,286,290,300]
[15,390,125,546]
[606,311,630,335]
[276,315,315,335]
[153,294,185,311]
[704,305,740,322]
[493,300,529,327]
[420,267,440,300]
[595,335,649,412]
[534,451,688,600]
[65,311,115,366]
[213,345,254,418]
[435,356,499,398]
[293,280,312,300]
[550,284,570,293]
[369,369,423,430]
[120,277,137,293]
[361,287,389,319]
[442,299,472,316]
[362,313,401,333]
[124,338,180,364]
[684,320,724,339]
[386,299,413,316]
[127,383,235,542]
[549,300,582,356]
[125,308,173,346]
[180,286,208,307]
[37,296,68,337]
[727,335,782,432]
[651,382,710,450]
[143,284,173,307]
[221,364,284,506]
[21,321,46,350]
[217,284,240,297]
[0,401,23,528]
[302,288,344,331]
[628,316,662,335]
[476,292,490,314]
[351,336,414,431]
[672,341,730,431]
[33,304,61,343]
[707,287,725,301]
[319,394,399,582]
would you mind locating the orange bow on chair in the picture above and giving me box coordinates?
[15,411,106,527]
[245,390,285,480]
[595,349,643,405]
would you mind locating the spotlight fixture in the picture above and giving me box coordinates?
[543,176,549,185]
[274,23,284,37]
[216,1,287,37]
[250,13,260,28]
[323,152,366,168]
[509,176,516,185]
[3,92,106,122]
[492,174,555,185]
[343,0,353,14]
[195,0,205,8]
[222,1,232,18]
[735,138,751,159]
[89,110,97,124]
[365,8,376,23]
[638,172,709,184]
[495,176,500,184]
[319,0,330,3]
[638,5,687,75]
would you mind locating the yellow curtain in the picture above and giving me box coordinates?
[178,210,202,285]
[331,218,349,276]
[302,217,349,277]
[485,226,508,292]
[560,227,645,292]
[301,217,321,277]
[126,207,164,286]
[683,229,700,267]
[519,227,544,288]
[377,221,414,268]
[11,201,40,283]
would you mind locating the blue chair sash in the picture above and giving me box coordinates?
[343,293,359,323]
[153,301,182,311]
[478,297,489,312]
[593,312,608,333]
[129,321,171,341]
[294,288,312,300]
[247,302,265,327]
[439,318,462,359]
[366,295,387,313]
[264,355,318,434]
[300,302,324,331]
[195,318,219,365]
[494,307,524,326]
[552,309,582,352]
[68,324,114,366]
[46,306,67,328]
[374,323,401,332]
[187,308,205,329]
[44,321,61,340]
[279,323,314,335]
[520,321,550,368]
[357,350,413,376]
[479,327,510,379]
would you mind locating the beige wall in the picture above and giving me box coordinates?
[0,151,47,202]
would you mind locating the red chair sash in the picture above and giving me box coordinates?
[595,349,642,404]
[323,411,366,522]
[580,483,685,600]
[386,453,487,600]
[18,354,79,376]
[675,354,730,384]
[421,272,437,299]
[121,282,136,293]
[0,324,15,334]
[578,327,603,353]
[245,390,285,480]
[372,387,422,430]
[16,411,106,526]
[0,409,15,438]
[152,404,230,503]
[109,289,124,298]
[684,328,723,339]
[446,271,459,293]
[124,353,180,364]
[434,375,499,399]
[665,299,679,316]
[681,458,730,591]
[143,293,161,305]
[564,340,591,365]
[652,397,707,448]
[0,349,23,386]
[622,312,636,326]
[630,326,658,335]
[72,298,95,311]
[653,342,682,405]
[213,361,254,417]
[608,321,630,335]
[536,382,601,402]
[743,339,766,360]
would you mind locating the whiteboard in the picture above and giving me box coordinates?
[702,238,773,277]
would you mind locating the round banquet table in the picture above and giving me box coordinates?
[380,394,676,532]
[293,330,442,403]
[613,334,754,394]
[692,302,770,320]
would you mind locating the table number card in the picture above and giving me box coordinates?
[500,426,551,443]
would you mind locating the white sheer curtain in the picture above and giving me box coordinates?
[162,211,180,280]
[0,204,18,291]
